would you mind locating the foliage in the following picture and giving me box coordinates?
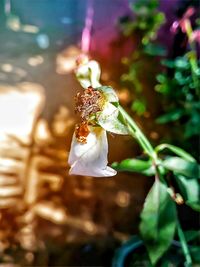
[74,55,200,267]
[120,0,200,160]
[119,0,165,115]
[113,143,200,266]
[112,233,200,267]
[155,54,200,156]
[114,4,200,263]
[120,0,165,44]
[154,3,200,158]
[139,180,177,265]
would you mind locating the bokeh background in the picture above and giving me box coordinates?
[0,0,199,266]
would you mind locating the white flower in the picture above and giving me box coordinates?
[68,126,116,177]
[68,57,129,177]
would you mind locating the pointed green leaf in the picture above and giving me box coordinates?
[144,43,166,56]
[141,166,156,176]
[112,159,163,177]
[174,174,200,212]
[190,246,200,263]
[131,99,146,115]
[161,157,200,179]
[140,180,177,265]
[156,109,184,124]
[155,144,196,163]
[112,159,152,173]
[184,230,200,242]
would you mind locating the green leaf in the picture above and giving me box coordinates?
[174,57,190,69]
[174,71,189,85]
[184,114,200,138]
[144,43,166,56]
[174,174,200,212]
[155,144,196,162]
[190,246,200,263]
[112,160,168,177]
[141,166,156,176]
[112,236,143,267]
[186,201,200,212]
[156,109,184,123]
[112,159,152,173]
[131,99,146,116]
[140,180,177,265]
[161,157,200,179]
[161,59,175,68]
[156,74,167,83]
[184,230,200,242]
[155,83,170,94]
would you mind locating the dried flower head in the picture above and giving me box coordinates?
[68,58,128,177]
[75,86,104,122]
[75,122,89,144]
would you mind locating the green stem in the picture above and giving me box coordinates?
[185,20,199,94]
[177,219,192,267]
[118,105,156,160]
[185,20,195,50]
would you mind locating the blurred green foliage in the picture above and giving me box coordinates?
[120,0,165,45]
[120,0,200,159]
[113,143,200,266]
[115,0,200,263]
[155,54,200,157]
[119,0,165,115]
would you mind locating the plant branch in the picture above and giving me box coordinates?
[185,20,199,95]
[177,219,192,267]
[118,105,156,160]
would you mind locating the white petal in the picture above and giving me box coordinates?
[97,103,129,135]
[75,60,101,89]
[88,61,101,88]
[99,86,119,103]
[68,126,116,177]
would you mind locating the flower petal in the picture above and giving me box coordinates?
[68,126,116,177]
[75,60,101,89]
[97,102,129,135]
[98,86,119,103]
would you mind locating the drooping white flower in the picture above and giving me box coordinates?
[68,126,116,177]
[68,57,128,177]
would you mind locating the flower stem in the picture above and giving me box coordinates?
[185,20,199,95]
[177,219,192,267]
[118,105,156,160]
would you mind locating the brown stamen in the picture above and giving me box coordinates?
[75,86,103,121]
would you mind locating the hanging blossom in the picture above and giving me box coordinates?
[170,7,195,34]
[68,55,128,177]
[190,29,200,44]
